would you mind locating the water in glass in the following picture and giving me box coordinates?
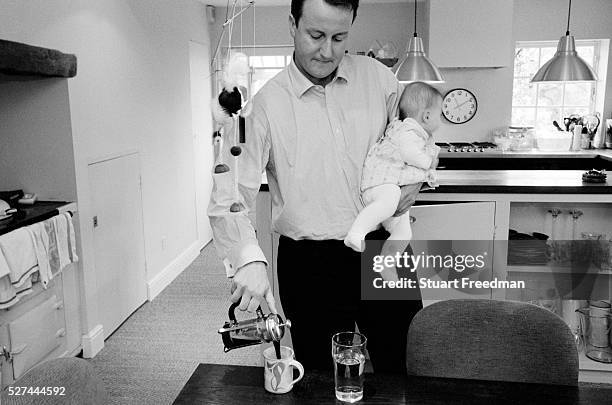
[334,349,365,402]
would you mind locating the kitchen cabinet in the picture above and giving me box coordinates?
[418,188,612,383]
[497,201,612,384]
[428,0,514,68]
[410,202,495,306]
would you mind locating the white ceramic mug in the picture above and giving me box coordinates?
[263,346,304,394]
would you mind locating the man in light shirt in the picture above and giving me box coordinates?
[208,0,422,372]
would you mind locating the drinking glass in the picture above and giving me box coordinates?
[331,332,367,403]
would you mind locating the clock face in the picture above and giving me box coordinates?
[442,88,477,124]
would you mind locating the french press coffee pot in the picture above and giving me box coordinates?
[218,302,291,352]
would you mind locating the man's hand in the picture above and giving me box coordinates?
[230,261,278,314]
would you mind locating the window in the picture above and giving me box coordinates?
[215,47,292,98]
[511,40,608,134]
[248,54,292,95]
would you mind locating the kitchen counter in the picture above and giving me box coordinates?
[259,170,610,194]
[425,170,610,194]
[439,149,612,160]
[0,201,75,236]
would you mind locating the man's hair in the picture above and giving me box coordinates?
[399,82,443,120]
[291,0,359,27]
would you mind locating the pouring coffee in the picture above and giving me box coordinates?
[218,302,291,353]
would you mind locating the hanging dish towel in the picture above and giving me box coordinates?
[0,275,33,309]
[0,228,38,288]
[64,212,78,262]
[27,222,52,288]
[26,213,78,288]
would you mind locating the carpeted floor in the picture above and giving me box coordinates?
[88,242,262,404]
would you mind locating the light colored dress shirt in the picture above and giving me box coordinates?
[208,54,402,276]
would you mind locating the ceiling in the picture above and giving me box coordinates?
[201,0,408,7]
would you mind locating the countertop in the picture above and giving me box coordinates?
[0,201,73,236]
[426,170,610,194]
[259,170,610,194]
[439,149,612,160]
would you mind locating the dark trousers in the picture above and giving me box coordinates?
[277,230,422,374]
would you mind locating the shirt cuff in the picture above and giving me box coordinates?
[225,242,268,278]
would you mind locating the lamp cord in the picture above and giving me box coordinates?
[413,0,417,37]
[566,0,571,35]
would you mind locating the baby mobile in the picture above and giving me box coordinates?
[211,0,256,213]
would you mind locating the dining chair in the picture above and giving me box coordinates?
[406,299,579,385]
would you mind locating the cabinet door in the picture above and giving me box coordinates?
[410,202,495,306]
[428,0,513,67]
[89,152,147,338]
[7,295,64,380]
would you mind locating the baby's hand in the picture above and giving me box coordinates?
[431,156,439,169]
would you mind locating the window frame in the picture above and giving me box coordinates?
[214,46,293,98]
[511,39,609,129]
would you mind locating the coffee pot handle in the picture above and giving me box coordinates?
[228,302,264,323]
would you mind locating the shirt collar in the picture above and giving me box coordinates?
[288,55,351,98]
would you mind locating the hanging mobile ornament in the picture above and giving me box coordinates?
[210,0,254,213]
[230,115,246,213]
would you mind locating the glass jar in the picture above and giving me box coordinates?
[508,126,536,151]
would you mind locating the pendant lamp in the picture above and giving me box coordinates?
[395,0,444,84]
[531,0,597,82]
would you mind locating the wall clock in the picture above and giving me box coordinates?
[442,88,477,124]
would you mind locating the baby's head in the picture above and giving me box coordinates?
[399,82,443,135]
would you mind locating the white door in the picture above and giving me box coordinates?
[189,40,214,247]
[89,152,147,338]
[410,202,496,306]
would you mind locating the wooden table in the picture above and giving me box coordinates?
[173,363,612,404]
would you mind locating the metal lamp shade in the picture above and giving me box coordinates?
[531,35,597,82]
[395,36,444,84]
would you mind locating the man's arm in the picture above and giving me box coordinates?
[207,99,277,314]
[378,65,421,219]
[380,63,403,123]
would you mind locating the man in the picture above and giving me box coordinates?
[208,0,421,372]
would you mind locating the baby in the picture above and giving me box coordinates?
[344,81,442,253]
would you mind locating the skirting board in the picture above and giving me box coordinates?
[81,324,104,358]
[147,238,210,300]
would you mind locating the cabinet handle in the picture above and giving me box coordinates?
[1,346,11,362]
[56,328,66,338]
[2,344,28,362]
[410,216,416,224]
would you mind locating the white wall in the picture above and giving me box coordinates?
[209,2,417,58]
[208,0,612,143]
[0,80,77,201]
[0,0,213,340]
